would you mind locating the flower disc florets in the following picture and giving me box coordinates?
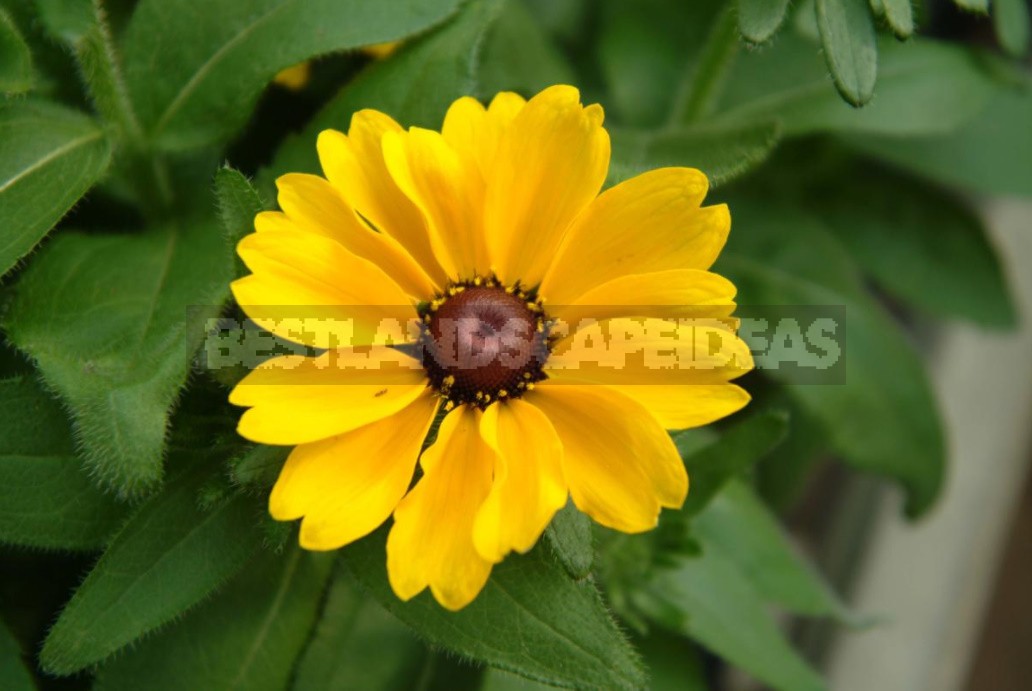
[419,276,549,408]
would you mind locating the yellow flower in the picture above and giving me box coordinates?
[272,62,312,91]
[229,85,753,610]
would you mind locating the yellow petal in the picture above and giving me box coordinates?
[548,269,738,326]
[539,168,729,304]
[528,383,687,532]
[441,92,526,180]
[532,383,685,532]
[387,406,494,610]
[382,127,488,280]
[317,112,448,286]
[264,389,438,549]
[484,85,610,287]
[232,227,415,349]
[547,317,754,385]
[473,400,567,563]
[274,173,436,299]
[595,383,750,431]
[229,349,428,445]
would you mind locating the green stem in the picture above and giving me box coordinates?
[668,8,741,126]
[78,0,173,213]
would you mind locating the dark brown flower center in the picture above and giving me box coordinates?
[420,279,548,408]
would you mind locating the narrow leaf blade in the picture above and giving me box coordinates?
[738,0,792,44]
[816,0,878,105]
[0,9,32,94]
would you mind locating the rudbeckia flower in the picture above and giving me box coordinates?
[229,85,753,610]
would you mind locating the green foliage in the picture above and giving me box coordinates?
[719,200,946,517]
[676,410,789,517]
[40,461,266,675]
[94,545,333,691]
[635,549,826,691]
[0,376,126,550]
[292,567,429,691]
[994,0,1031,57]
[816,0,878,106]
[215,166,267,278]
[609,121,781,187]
[0,100,111,277]
[4,221,232,497]
[694,481,849,619]
[0,8,32,94]
[544,500,594,579]
[0,619,34,691]
[347,529,647,691]
[120,0,462,151]
[738,0,792,44]
[879,0,915,39]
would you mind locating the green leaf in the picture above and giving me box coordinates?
[346,530,646,691]
[635,552,825,691]
[0,100,111,278]
[120,0,463,150]
[676,410,789,517]
[544,500,593,579]
[815,164,1016,328]
[694,481,847,619]
[718,200,946,517]
[0,8,32,94]
[0,619,34,691]
[597,0,723,127]
[634,630,707,691]
[0,376,125,551]
[95,545,333,691]
[215,166,267,278]
[39,464,265,675]
[738,0,792,44]
[231,444,289,488]
[263,0,504,186]
[476,0,574,98]
[293,567,428,691]
[816,0,878,106]
[879,0,914,39]
[34,0,94,45]
[718,34,994,137]
[994,0,1030,57]
[846,84,1032,197]
[608,120,780,188]
[953,0,989,13]
[4,220,232,497]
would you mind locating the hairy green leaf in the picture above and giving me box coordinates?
[609,120,780,188]
[120,0,462,150]
[994,0,1030,57]
[738,0,792,44]
[264,0,504,186]
[676,410,788,517]
[695,481,847,619]
[215,166,266,278]
[4,220,232,496]
[544,500,593,580]
[231,444,289,488]
[847,84,1032,197]
[718,200,946,517]
[816,0,878,106]
[815,165,1016,328]
[95,545,332,691]
[346,531,646,690]
[40,464,265,675]
[0,377,125,550]
[0,101,111,278]
[636,551,825,691]
[293,568,428,691]
[634,630,707,691]
[879,0,915,39]
[0,8,32,94]
[0,619,34,691]
[719,34,993,136]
